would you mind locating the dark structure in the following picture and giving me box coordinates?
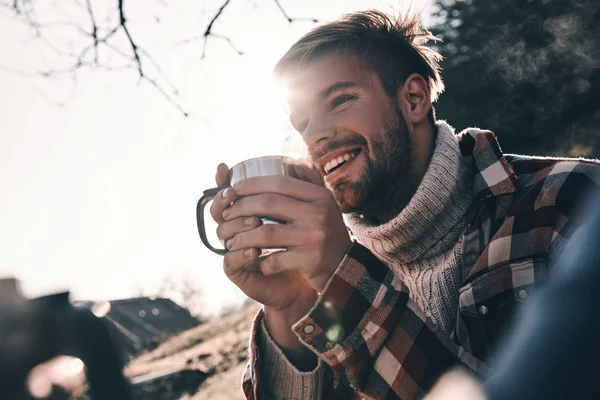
[77,297,201,361]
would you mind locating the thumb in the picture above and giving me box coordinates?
[293,158,324,186]
[215,163,230,186]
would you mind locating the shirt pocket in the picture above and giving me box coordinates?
[459,257,549,318]
[457,258,549,358]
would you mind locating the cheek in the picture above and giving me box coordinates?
[334,103,390,138]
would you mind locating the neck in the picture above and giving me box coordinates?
[345,120,475,264]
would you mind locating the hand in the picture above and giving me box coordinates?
[223,171,352,293]
[424,369,487,400]
[209,163,317,312]
[209,160,348,369]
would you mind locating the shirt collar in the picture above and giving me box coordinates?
[458,128,521,200]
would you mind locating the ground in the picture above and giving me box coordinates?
[125,302,261,400]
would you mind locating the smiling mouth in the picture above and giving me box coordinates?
[323,150,361,175]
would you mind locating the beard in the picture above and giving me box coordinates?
[318,108,415,222]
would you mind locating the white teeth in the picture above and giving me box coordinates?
[323,151,359,174]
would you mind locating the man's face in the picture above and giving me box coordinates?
[284,53,413,215]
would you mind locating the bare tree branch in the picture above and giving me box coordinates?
[273,0,318,24]
[1,0,318,118]
[173,0,243,57]
[180,0,317,58]
[138,48,180,95]
[201,0,236,58]
[85,0,99,62]
[118,0,143,78]
[203,33,244,57]
[4,0,189,116]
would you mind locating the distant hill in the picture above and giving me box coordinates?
[77,297,202,361]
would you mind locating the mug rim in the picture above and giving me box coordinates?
[230,155,296,168]
[228,155,298,184]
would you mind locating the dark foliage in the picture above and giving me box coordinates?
[431,0,600,156]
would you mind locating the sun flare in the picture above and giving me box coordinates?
[211,59,295,156]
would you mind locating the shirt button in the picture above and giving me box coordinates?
[303,324,315,334]
[518,289,529,299]
[478,305,488,315]
[324,341,335,350]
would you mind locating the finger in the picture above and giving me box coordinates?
[216,216,261,242]
[223,192,313,223]
[215,163,230,186]
[209,186,238,224]
[226,222,304,252]
[259,250,300,276]
[233,175,328,202]
[223,248,261,280]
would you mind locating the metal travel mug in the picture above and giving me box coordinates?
[196,156,298,255]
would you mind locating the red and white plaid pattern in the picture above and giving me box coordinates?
[242,129,600,399]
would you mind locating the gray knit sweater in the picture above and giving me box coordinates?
[257,121,476,399]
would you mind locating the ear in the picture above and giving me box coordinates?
[396,73,432,125]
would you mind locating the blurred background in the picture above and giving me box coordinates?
[1,0,598,398]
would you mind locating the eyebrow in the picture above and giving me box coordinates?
[287,81,360,122]
[318,81,359,100]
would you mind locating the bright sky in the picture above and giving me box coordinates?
[0,0,431,317]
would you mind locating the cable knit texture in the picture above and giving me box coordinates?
[256,121,476,397]
[345,121,475,334]
[258,318,325,400]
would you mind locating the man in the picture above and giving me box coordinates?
[209,9,600,400]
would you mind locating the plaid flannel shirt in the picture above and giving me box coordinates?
[241,128,600,400]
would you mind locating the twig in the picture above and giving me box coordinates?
[204,0,233,38]
[273,0,318,24]
[115,0,186,114]
[117,0,143,78]
[3,0,326,117]
[138,48,180,95]
[142,73,189,117]
[179,0,317,58]
[85,0,99,62]
[200,0,235,58]
[201,32,244,58]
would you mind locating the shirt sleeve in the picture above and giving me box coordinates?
[290,242,485,399]
[243,242,485,399]
[241,309,327,400]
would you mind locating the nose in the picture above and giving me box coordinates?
[301,114,335,148]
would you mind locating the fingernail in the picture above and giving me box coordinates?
[244,217,254,227]
[222,209,230,219]
[244,248,253,258]
[226,238,235,250]
[222,188,230,198]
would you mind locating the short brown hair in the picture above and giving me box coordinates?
[274,9,444,123]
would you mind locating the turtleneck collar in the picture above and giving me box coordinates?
[344,121,475,265]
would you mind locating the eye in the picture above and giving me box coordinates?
[330,94,356,109]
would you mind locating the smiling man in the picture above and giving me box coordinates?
[286,52,429,225]
[209,9,600,400]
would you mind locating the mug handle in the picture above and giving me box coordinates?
[196,185,229,255]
